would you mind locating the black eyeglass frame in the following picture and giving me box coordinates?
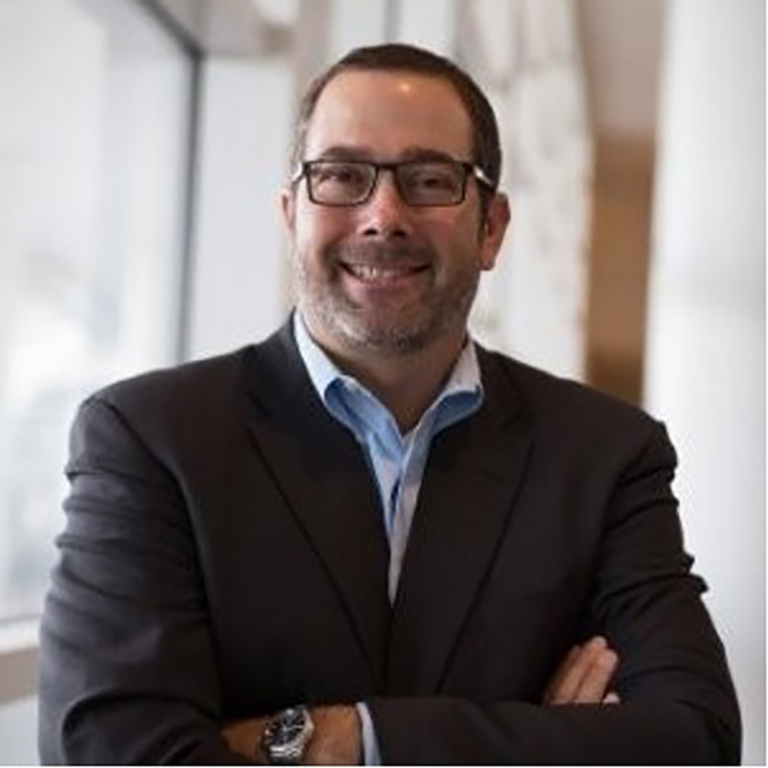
[291,159,496,208]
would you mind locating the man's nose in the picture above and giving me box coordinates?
[358,170,412,239]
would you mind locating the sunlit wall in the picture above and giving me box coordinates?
[645,0,765,762]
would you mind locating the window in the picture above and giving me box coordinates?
[0,0,195,624]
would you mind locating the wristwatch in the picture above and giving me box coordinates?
[260,706,315,765]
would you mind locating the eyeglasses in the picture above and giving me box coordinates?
[291,159,495,207]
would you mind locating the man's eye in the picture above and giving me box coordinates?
[315,165,367,185]
[407,167,458,190]
[421,175,453,188]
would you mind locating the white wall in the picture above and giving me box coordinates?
[644,0,765,762]
[0,698,36,765]
[187,58,293,359]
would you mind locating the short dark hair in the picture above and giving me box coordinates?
[290,43,502,196]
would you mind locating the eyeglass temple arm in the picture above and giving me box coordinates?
[472,165,495,189]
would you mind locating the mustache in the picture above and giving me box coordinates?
[328,240,435,266]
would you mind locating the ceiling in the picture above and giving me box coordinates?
[149,0,666,143]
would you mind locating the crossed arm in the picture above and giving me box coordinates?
[223,636,620,763]
[39,396,740,764]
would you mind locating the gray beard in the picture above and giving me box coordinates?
[296,241,480,357]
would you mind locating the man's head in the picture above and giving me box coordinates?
[282,43,510,363]
[290,44,503,217]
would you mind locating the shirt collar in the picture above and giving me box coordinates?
[294,311,344,401]
[293,311,483,412]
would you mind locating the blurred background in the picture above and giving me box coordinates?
[0,0,763,763]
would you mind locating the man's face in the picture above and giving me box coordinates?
[282,69,509,359]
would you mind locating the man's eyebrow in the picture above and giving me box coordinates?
[313,145,375,161]
[398,147,460,162]
[312,146,462,162]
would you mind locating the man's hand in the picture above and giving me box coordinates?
[222,715,268,762]
[303,705,361,765]
[222,704,361,765]
[222,638,618,761]
[543,635,621,705]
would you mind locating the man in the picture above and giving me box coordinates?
[39,44,740,764]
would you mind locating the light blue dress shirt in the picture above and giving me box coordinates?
[293,314,484,764]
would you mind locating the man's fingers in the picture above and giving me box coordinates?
[548,636,609,704]
[603,691,621,704]
[542,643,582,704]
[572,645,619,703]
[546,636,620,705]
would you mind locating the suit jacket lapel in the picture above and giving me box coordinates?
[386,349,533,693]
[242,322,391,685]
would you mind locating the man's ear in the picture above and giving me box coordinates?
[478,192,511,271]
[280,187,296,239]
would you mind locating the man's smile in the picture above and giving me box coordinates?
[340,261,430,286]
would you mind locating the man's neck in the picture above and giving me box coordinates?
[310,326,467,434]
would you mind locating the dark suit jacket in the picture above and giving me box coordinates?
[38,320,740,764]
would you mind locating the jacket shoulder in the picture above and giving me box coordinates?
[92,347,251,414]
[479,347,665,452]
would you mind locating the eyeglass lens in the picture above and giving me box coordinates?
[305,161,468,206]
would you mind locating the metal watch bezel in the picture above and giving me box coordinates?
[260,706,315,765]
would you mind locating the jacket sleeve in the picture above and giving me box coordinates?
[38,396,251,765]
[367,423,741,764]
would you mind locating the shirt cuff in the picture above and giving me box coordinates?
[355,702,382,765]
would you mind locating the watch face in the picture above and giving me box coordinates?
[268,708,307,744]
[262,706,314,764]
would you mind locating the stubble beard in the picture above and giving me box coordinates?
[295,241,481,357]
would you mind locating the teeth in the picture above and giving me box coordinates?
[347,265,415,282]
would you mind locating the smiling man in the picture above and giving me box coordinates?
[39,44,740,765]
[285,66,509,434]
